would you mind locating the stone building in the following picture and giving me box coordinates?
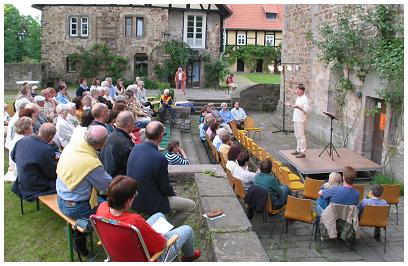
[280,4,404,180]
[32,4,231,87]
[224,4,283,73]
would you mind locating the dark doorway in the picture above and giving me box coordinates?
[186,60,201,88]
[256,59,263,72]
[237,59,244,72]
[371,99,386,164]
[134,53,148,78]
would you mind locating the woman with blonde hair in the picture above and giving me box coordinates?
[315,172,342,215]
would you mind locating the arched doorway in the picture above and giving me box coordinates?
[134,53,148,78]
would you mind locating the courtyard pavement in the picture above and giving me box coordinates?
[166,84,404,262]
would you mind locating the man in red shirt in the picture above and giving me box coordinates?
[96,175,200,262]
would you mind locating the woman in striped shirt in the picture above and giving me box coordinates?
[165,140,190,165]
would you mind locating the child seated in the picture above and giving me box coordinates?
[315,172,342,215]
[357,184,388,240]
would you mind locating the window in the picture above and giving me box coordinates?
[124,16,144,37]
[66,56,77,72]
[183,12,206,49]
[136,17,144,37]
[125,17,132,37]
[265,34,275,46]
[237,33,246,45]
[266,12,277,20]
[69,16,89,37]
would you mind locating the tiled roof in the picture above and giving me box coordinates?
[224,4,284,31]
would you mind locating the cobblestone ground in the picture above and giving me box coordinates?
[243,111,404,262]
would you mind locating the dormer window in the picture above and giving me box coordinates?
[266,12,277,20]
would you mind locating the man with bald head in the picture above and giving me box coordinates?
[56,125,112,256]
[100,111,135,176]
[127,121,196,227]
[90,103,109,129]
[11,123,58,202]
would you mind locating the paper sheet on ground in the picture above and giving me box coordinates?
[202,213,226,221]
[151,217,174,234]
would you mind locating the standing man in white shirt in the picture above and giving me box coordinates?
[230,101,247,129]
[287,84,310,158]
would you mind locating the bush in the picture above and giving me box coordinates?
[203,56,229,89]
[373,173,404,195]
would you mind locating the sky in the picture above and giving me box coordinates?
[11,2,42,21]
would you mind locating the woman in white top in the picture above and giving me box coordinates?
[55,103,75,148]
[225,144,241,173]
[5,117,33,182]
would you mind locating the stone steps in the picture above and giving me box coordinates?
[191,131,211,164]
[181,131,200,165]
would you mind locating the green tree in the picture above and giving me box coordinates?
[4,4,41,63]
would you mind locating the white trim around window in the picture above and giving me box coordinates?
[237,33,246,45]
[69,16,89,38]
[265,34,275,46]
[183,12,206,49]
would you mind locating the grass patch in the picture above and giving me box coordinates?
[237,73,281,84]
[372,173,404,195]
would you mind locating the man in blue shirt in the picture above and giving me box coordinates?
[105,77,116,98]
[219,102,233,124]
[318,166,360,206]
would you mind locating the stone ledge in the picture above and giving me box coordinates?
[168,164,226,181]
[209,231,269,262]
[194,173,234,197]
[162,106,191,130]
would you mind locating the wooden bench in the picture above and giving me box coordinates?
[38,194,93,261]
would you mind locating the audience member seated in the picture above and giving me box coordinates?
[219,102,233,124]
[56,103,76,149]
[5,117,33,182]
[254,159,291,209]
[126,121,195,227]
[20,103,40,134]
[71,96,84,122]
[206,122,219,142]
[33,96,49,132]
[105,110,119,134]
[219,133,232,161]
[198,105,208,124]
[212,128,227,151]
[165,140,190,165]
[207,103,219,119]
[66,102,80,128]
[115,78,126,96]
[357,184,388,240]
[226,73,237,91]
[76,78,89,97]
[41,88,57,121]
[226,144,241,172]
[68,109,95,147]
[159,89,175,123]
[90,102,109,128]
[100,111,136,177]
[11,123,58,201]
[96,175,201,261]
[231,101,247,130]
[56,82,71,104]
[5,98,30,150]
[56,125,112,256]
[232,152,256,192]
[315,172,343,215]
[317,166,360,213]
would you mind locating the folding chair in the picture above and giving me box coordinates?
[380,184,401,225]
[243,116,261,140]
[225,169,235,188]
[90,215,179,262]
[353,184,365,202]
[278,166,304,193]
[284,196,317,248]
[303,178,325,200]
[359,205,390,252]
[233,177,246,200]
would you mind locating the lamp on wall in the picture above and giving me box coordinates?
[272,62,302,134]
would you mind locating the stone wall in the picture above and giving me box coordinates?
[232,84,280,112]
[282,4,404,180]
[40,6,223,87]
[161,106,191,130]
[4,63,43,91]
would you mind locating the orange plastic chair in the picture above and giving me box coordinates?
[272,160,282,177]
[278,166,305,192]
[225,169,235,189]
[303,178,325,200]
[243,116,261,140]
[257,148,267,162]
[264,194,286,222]
[233,177,246,199]
[380,184,401,225]
[284,196,317,248]
[353,184,365,202]
[359,205,390,252]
